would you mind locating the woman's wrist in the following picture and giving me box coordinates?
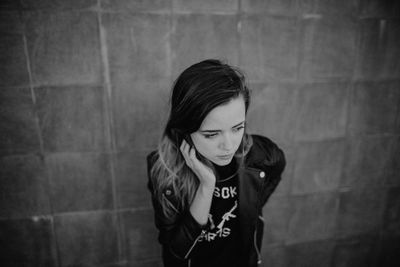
[189,182,214,225]
[198,180,215,192]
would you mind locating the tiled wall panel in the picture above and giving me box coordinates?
[341,136,395,189]
[286,239,335,267]
[286,192,339,244]
[54,212,119,266]
[292,139,345,195]
[294,82,349,141]
[172,0,238,14]
[0,154,50,218]
[247,83,297,144]
[298,16,357,82]
[36,86,109,152]
[0,216,57,266]
[46,152,113,212]
[101,0,170,13]
[119,209,161,263]
[336,187,387,238]
[115,151,153,208]
[171,14,239,77]
[332,233,380,267]
[0,33,29,87]
[24,11,102,86]
[242,0,298,16]
[348,81,400,135]
[0,88,41,156]
[240,15,298,83]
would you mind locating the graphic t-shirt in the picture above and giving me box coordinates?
[191,159,243,267]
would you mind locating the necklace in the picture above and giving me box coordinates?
[217,170,238,182]
[214,159,238,182]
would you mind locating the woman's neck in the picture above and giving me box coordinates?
[212,158,238,181]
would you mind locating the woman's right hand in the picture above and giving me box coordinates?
[180,139,216,189]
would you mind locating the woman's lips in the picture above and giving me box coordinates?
[217,154,233,160]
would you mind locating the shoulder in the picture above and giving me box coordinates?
[250,134,281,152]
[245,134,286,175]
[247,134,284,162]
[146,149,181,212]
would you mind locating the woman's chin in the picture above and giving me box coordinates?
[211,156,233,166]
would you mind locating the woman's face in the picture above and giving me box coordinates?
[190,96,246,166]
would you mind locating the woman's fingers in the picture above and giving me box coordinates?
[188,146,199,164]
[180,139,216,186]
[180,140,193,168]
[181,140,201,172]
[180,139,189,156]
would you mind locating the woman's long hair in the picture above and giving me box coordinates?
[150,59,253,218]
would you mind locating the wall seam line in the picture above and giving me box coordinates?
[22,9,61,267]
[96,0,123,262]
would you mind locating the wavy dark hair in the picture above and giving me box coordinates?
[150,59,253,217]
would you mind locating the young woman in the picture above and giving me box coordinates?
[147,59,286,267]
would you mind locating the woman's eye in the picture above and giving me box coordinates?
[233,126,244,132]
[203,133,217,139]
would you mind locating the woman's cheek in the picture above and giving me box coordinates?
[234,132,244,145]
[195,139,214,157]
[204,139,217,154]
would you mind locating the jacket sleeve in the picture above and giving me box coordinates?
[251,135,286,206]
[146,152,207,260]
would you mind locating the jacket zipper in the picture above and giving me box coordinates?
[254,215,265,265]
[184,229,206,259]
[252,164,264,266]
[254,228,262,265]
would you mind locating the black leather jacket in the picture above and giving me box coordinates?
[147,134,286,267]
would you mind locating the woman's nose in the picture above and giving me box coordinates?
[220,133,233,151]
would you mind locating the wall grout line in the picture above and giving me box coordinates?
[97,1,118,209]
[169,0,176,82]
[21,10,61,267]
[237,0,243,68]
[0,205,154,221]
[22,34,45,151]
[96,0,123,261]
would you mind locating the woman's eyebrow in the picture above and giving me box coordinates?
[200,121,245,133]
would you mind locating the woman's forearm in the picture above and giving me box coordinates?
[189,183,215,225]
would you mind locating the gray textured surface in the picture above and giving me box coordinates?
[0,0,399,266]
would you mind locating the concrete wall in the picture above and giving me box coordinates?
[1,0,399,266]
